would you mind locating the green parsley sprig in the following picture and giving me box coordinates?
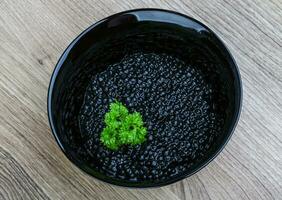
[100,101,147,150]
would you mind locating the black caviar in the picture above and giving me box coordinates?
[78,52,224,182]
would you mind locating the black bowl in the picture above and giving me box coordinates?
[47,8,242,187]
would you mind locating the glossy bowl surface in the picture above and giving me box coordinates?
[47,8,242,187]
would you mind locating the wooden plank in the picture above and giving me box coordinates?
[0,0,281,199]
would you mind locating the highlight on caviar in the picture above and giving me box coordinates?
[78,53,224,181]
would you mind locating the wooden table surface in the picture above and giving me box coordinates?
[1,0,282,199]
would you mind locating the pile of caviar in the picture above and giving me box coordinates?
[78,52,224,181]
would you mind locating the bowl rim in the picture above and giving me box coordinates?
[47,8,243,188]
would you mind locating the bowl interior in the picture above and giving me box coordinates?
[48,9,241,187]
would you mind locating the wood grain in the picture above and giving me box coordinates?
[0,147,50,200]
[0,0,281,199]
